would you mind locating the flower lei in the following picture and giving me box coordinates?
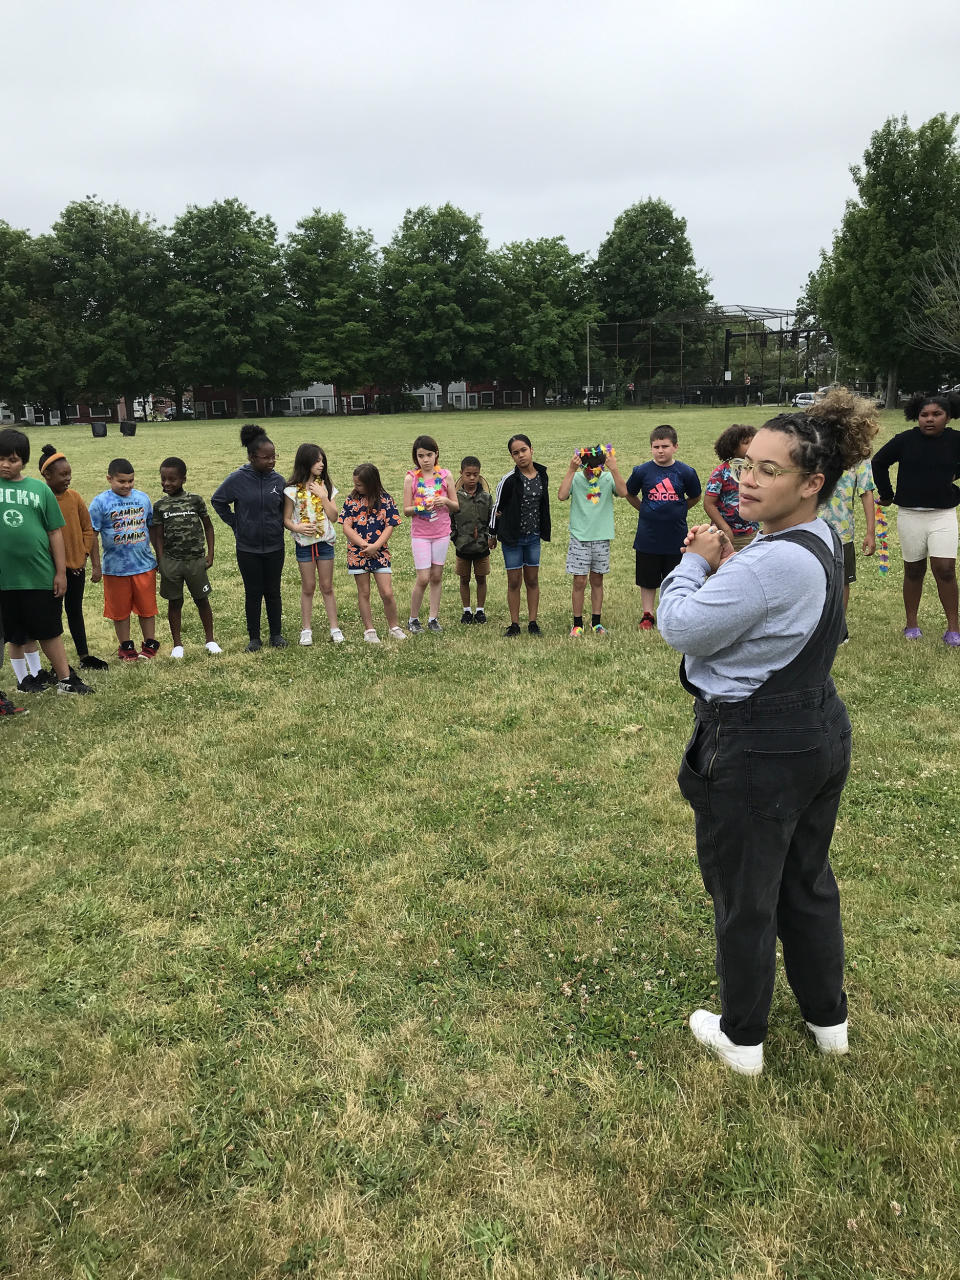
[414,467,444,517]
[874,499,889,574]
[578,443,615,504]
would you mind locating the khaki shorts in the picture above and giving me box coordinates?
[897,508,959,563]
[158,555,212,603]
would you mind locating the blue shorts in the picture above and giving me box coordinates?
[295,541,335,563]
[502,536,541,570]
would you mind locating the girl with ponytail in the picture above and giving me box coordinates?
[657,389,879,1077]
[872,391,960,645]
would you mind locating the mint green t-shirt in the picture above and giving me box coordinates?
[569,469,616,542]
[0,476,65,590]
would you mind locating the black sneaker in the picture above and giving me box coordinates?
[504,622,521,638]
[527,620,542,636]
[0,691,27,716]
[245,638,263,652]
[460,610,474,625]
[474,609,487,624]
[427,618,443,633]
[408,618,424,634]
[56,669,93,695]
[269,634,288,648]
[35,668,58,687]
[17,674,47,694]
[79,654,109,670]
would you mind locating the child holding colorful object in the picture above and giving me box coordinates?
[403,435,458,634]
[872,391,960,646]
[450,456,493,624]
[822,459,876,615]
[38,444,108,670]
[283,444,343,646]
[703,425,759,552]
[557,443,627,635]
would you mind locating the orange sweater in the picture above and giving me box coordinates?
[56,488,95,570]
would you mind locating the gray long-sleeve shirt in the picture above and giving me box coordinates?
[657,519,832,701]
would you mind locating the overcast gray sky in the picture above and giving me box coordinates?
[5,0,959,309]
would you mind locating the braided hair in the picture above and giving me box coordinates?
[762,388,879,505]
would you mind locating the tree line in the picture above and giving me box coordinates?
[0,197,711,422]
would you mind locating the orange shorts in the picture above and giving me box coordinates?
[102,570,158,621]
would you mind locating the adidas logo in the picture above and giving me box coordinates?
[648,478,678,502]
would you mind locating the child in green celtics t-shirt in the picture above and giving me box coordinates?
[557,444,628,636]
[150,457,220,658]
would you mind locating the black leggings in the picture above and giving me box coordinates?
[58,568,89,657]
[236,548,285,640]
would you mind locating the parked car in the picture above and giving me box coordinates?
[164,406,194,420]
[791,391,817,408]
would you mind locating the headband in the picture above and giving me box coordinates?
[39,451,67,475]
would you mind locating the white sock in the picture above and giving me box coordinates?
[25,650,42,676]
[10,657,28,680]
[462,606,472,614]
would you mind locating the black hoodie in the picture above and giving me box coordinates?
[211,463,286,554]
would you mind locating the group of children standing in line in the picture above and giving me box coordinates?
[1,389,958,714]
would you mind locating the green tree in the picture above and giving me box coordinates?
[815,113,960,407]
[379,204,499,405]
[0,222,85,423]
[492,237,597,407]
[169,198,296,408]
[285,210,380,410]
[47,199,171,421]
[591,199,712,400]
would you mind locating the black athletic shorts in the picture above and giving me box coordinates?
[0,588,63,645]
[635,551,682,590]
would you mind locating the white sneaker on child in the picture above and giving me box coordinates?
[363,629,381,644]
[805,1019,849,1055]
[205,641,222,654]
[170,645,185,659]
[330,628,345,644]
[388,626,408,640]
[299,628,313,646]
[689,1010,763,1076]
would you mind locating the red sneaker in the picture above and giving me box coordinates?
[118,641,139,661]
[0,691,27,717]
[139,639,161,659]
[639,612,655,631]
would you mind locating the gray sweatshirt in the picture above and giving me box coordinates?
[657,519,832,701]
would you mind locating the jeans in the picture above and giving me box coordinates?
[236,547,285,640]
[678,687,851,1045]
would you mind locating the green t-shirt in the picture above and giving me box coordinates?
[0,476,65,590]
[569,469,616,542]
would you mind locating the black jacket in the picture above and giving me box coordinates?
[490,462,551,543]
[211,464,286,554]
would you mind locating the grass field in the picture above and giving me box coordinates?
[2,406,959,1279]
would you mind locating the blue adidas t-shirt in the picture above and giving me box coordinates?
[88,488,157,576]
[626,460,701,554]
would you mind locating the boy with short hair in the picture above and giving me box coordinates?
[0,428,92,694]
[151,457,220,658]
[557,443,628,635]
[626,425,701,630]
[88,459,159,661]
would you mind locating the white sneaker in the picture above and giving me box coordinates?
[330,628,345,644]
[388,626,408,640]
[689,1010,763,1076]
[205,641,222,654]
[299,628,313,646]
[805,1019,849,1055]
[363,629,381,644]
[170,645,185,659]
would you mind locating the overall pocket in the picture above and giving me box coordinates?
[744,742,825,822]
[677,719,717,812]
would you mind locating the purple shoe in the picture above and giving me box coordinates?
[944,630,960,647]
[903,626,923,640]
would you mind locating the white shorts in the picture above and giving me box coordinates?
[566,536,611,575]
[897,507,959,562]
[411,536,450,570]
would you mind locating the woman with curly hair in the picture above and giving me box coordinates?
[872,391,960,646]
[657,390,879,1076]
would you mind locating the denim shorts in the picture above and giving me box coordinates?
[502,535,541,570]
[295,540,335,563]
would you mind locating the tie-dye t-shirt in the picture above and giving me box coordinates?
[823,460,875,545]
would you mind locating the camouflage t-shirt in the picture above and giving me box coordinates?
[153,491,208,561]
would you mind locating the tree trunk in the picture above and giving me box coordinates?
[885,364,898,410]
[56,390,68,425]
[533,377,546,409]
[333,382,341,415]
[439,380,449,410]
[174,385,184,419]
[123,389,137,423]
